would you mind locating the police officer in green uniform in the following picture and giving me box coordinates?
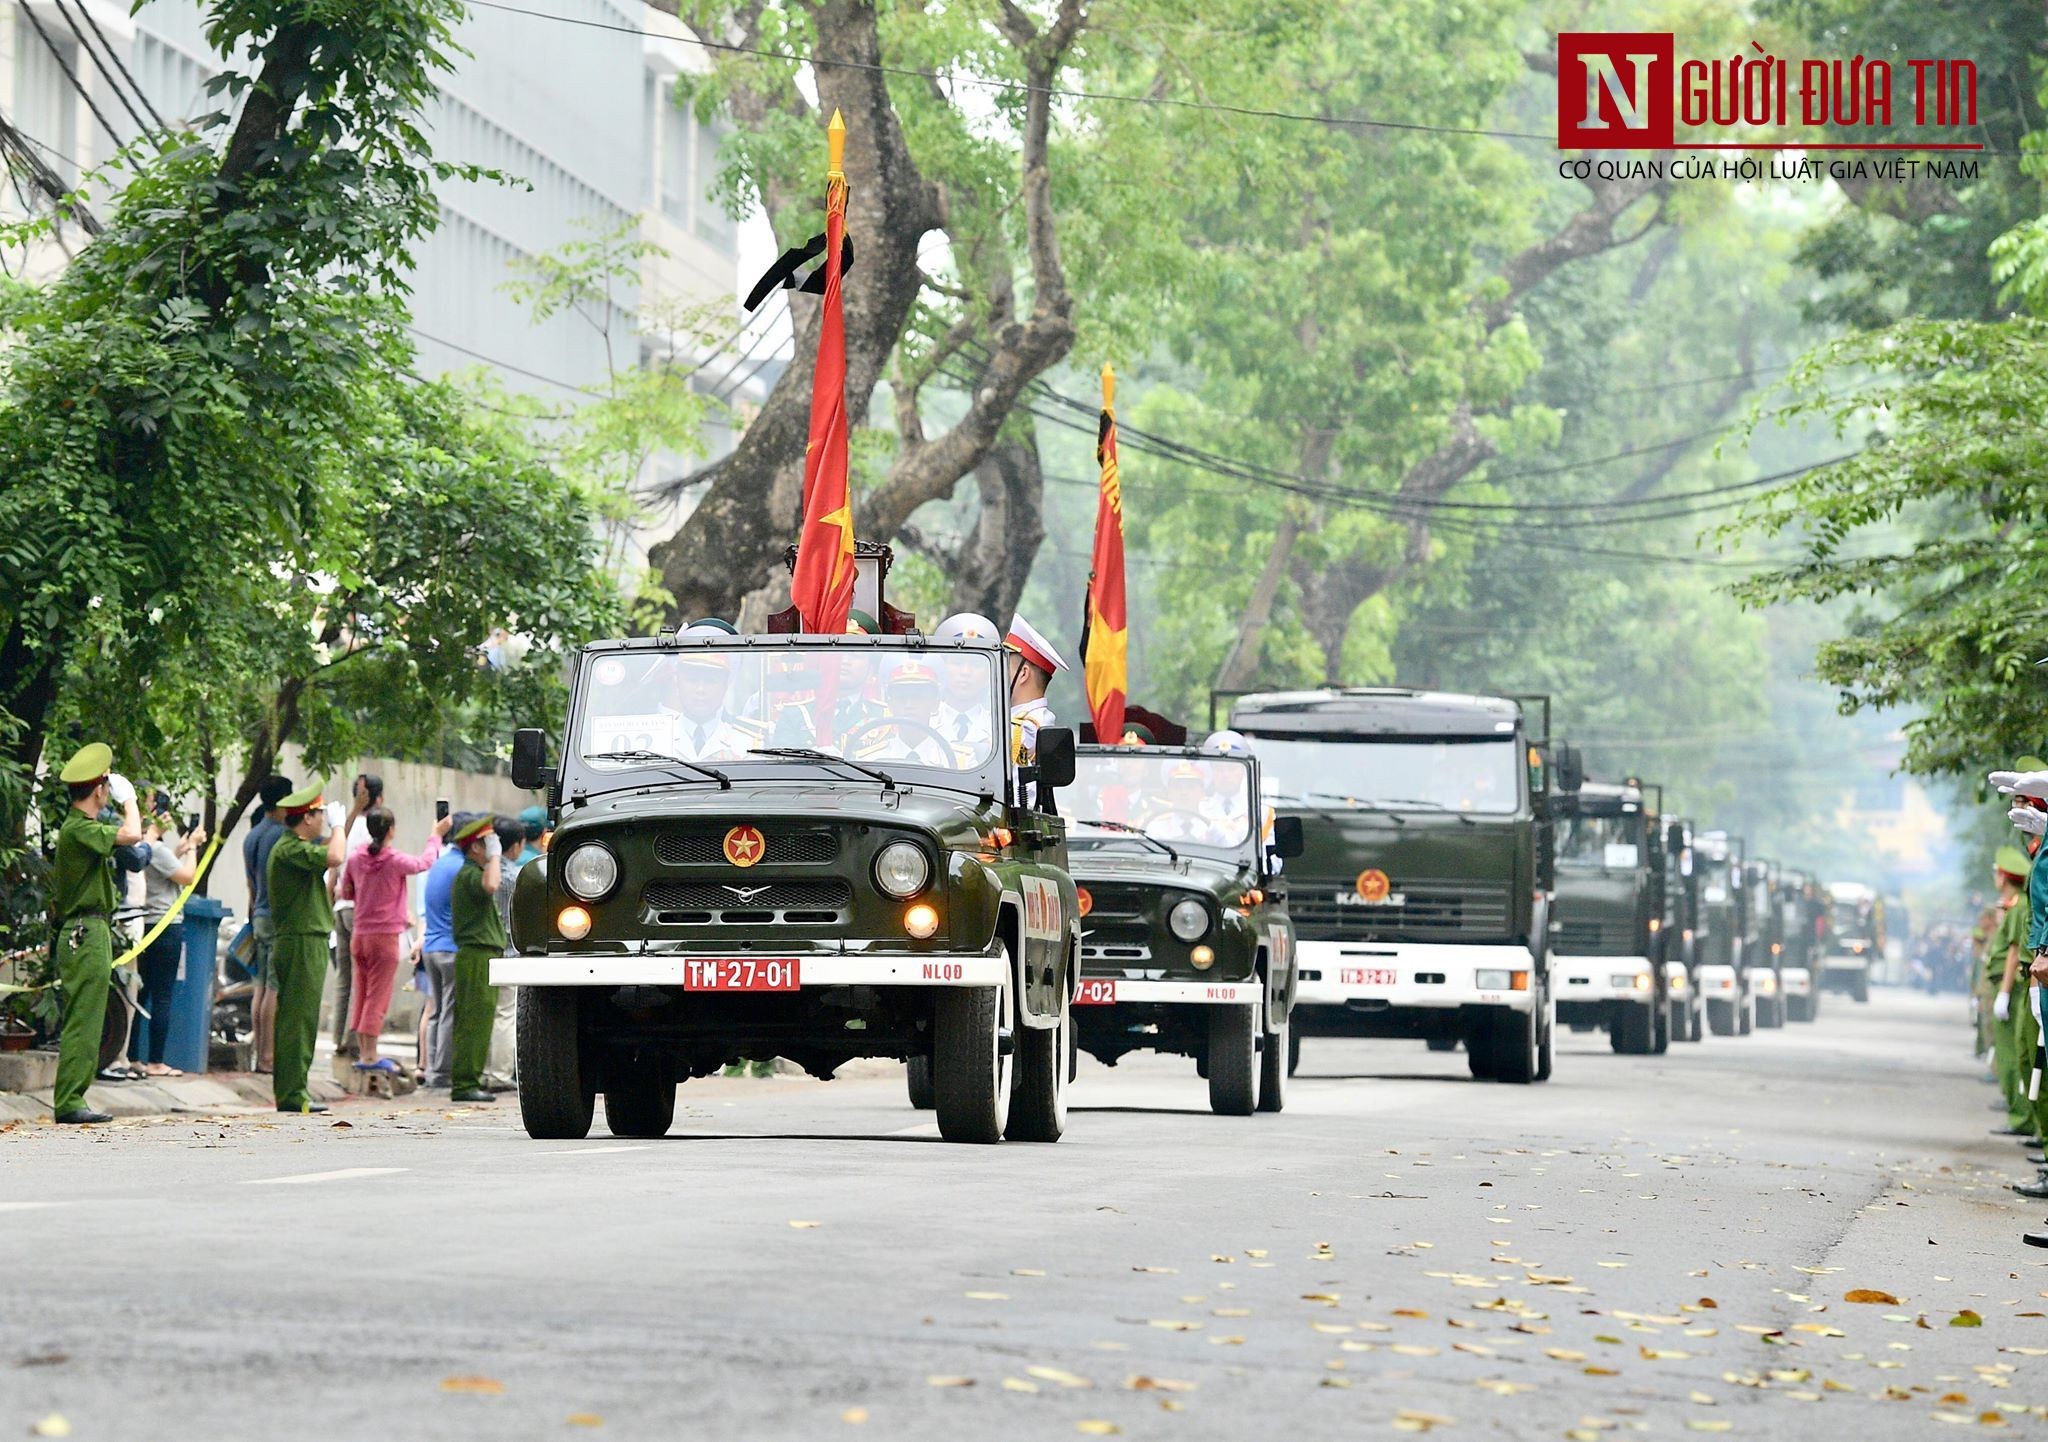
[49,744,143,1124]
[1987,844,2036,1140]
[266,784,352,1113]
[448,815,505,1104]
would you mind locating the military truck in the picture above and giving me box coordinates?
[1773,867,1822,1023]
[497,631,1082,1145]
[1062,744,1303,1114]
[1691,830,1754,1036]
[1748,860,1787,1028]
[1225,688,1579,1085]
[1661,815,1703,1043]
[1821,881,1883,1002]
[1551,779,1669,1054]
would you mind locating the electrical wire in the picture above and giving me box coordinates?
[65,0,168,131]
[17,1,123,157]
[52,0,149,140]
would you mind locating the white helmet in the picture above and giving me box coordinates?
[934,612,1000,644]
[1202,729,1253,757]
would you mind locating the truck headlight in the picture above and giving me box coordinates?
[874,841,930,899]
[561,843,618,901]
[1476,969,1513,990]
[1169,899,1209,942]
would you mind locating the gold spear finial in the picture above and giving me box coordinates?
[1102,362,1115,410]
[827,109,846,180]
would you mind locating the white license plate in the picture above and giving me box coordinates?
[1340,967,1398,987]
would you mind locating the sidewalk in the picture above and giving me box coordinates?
[0,1059,349,1124]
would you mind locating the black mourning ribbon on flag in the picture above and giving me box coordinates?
[743,230,856,312]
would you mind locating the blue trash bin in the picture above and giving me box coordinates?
[166,897,230,1074]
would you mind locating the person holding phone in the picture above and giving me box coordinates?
[130,792,207,1076]
[338,800,450,1073]
[327,773,381,1060]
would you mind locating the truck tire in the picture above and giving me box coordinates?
[1287,1028,1302,1077]
[1737,995,1754,1035]
[1611,1001,1655,1055]
[1257,1009,1288,1113]
[516,986,593,1140]
[1688,997,1704,1042]
[1707,997,1737,1036]
[1491,1004,1539,1084]
[1786,994,1810,1023]
[1652,1000,1670,1054]
[1534,1001,1555,1083]
[1426,1037,1460,1052]
[1466,1032,1498,1079]
[1758,995,1784,1029]
[906,1054,935,1110]
[603,1066,676,1139]
[1006,992,1070,1143]
[934,951,1014,1144]
[1851,971,1870,1004]
[1208,1002,1258,1116]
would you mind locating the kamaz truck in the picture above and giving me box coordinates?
[1775,868,1823,1023]
[1822,881,1883,1003]
[1551,779,1669,1054]
[1692,830,1755,1036]
[1227,688,1578,1085]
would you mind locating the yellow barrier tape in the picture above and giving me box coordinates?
[111,830,226,972]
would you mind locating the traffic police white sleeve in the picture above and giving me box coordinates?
[1993,769,2048,799]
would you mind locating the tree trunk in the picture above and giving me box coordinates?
[945,432,1046,623]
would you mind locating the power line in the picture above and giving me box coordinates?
[469,0,1554,145]
[16,2,123,160]
[62,0,168,132]
[52,0,150,140]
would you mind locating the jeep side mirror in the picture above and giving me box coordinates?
[1270,814,1305,860]
[511,728,555,792]
[1036,727,1077,790]
[1555,742,1585,794]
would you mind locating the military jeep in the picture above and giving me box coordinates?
[498,632,1081,1145]
[1060,744,1302,1115]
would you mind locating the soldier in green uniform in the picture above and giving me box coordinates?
[1989,844,2035,1139]
[49,743,143,1124]
[266,784,353,1113]
[448,815,505,1104]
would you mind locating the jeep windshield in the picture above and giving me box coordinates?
[1247,736,1520,815]
[1556,811,1643,870]
[569,641,1003,793]
[1069,752,1255,856]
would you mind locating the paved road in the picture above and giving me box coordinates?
[6,990,2045,1439]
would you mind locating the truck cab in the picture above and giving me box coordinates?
[1662,815,1703,1043]
[498,632,1081,1145]
[1692,829,1755,1036]
[1227,687,1576,1085]
[1822,880,1882,1003]
[1748,859,1787,1028]
[1776,868,1822,1022]
[1551,779,1669,1054]
[1063,743,1302,1114]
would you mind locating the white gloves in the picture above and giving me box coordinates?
[1993,769,2048,799]
[105,773,135,806]
[484,832,502,861]
[2012,805,2048,836]
[1997,990,2013,1022]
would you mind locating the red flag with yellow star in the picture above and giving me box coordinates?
[790,111,855,635]
[1081,364,1128,743]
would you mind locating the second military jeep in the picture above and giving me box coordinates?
[1062,744,1302,1114]
[499,632,1081,1145]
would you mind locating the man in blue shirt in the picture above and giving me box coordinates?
[240,775,293,1073]
[418,815,471,1089]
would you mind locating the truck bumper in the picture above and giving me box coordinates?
[1076,978,1260,1006]
[1663,960,1691,997]
[1555,954,1657,1004]
[1698,964,1739,1001]
[1295,939,1540,1015]
[492,945,1004,989]
[1780,967,1812,996]
[1746,969,1780,1000]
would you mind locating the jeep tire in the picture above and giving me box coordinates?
[603,1063,676,1139]
[906,1053,935,1110]
[1208,1002,1258,1116]
[934,947,1014,1144]
[517,986,593,1140]
[1007,988,1070,1143]
[1257,1008,1288,1113]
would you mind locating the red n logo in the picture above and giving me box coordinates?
[1557,33,1675,149]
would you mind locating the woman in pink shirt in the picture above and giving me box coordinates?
[338,806,450,1071]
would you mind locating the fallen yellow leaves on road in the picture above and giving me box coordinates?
[440,1377,504,1395]
[839,1407,868,1424]
[1393,1410,1455,1432]
[1125,1376,1196,1393]
[1845,1288,1900,1305]
[788,1220,820,1229]
[1075,1422,1120,1436]
[1545,1348,1588,1362]
[566,1414,603,1428]
[1686,1422,1732,1433]
[926,1376,974,1388]
[964,1291,1009,1301]
[1149,1320,1202,1332]
[1391,1344,1441,1358]
[29,1417,69,1439]
[1026,1367,1092,1389]
[1301,1292,1341,1306]
[1950,1311,1984,1328]
[1131,1266,1176,1274]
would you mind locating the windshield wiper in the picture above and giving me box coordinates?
[1273,790,1404,826]
[1072,817,1181,865]
[1377,797,1478,826]
[747,747,896,791]
[584,750,730,789]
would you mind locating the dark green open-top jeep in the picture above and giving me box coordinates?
[1060,744,1303,1115]
[498,632,1081,1145]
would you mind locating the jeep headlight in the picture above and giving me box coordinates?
[1169,898,1210,942]
[561,843,618,901]
[874,840,930,899]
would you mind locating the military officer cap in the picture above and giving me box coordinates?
[452,814,494,845]
[58,741,113,785]
[933,612,999,644]
[887,659,940,688]
[1118,723,1155,747]
[519,804,548,833]
[846,609,881,635]
[1202,729,1253,757]
[278,783,324,817]
[1004,615,1068,676]
[691,617,740,635]
[676,623,734,669]
[1997,845,2033,880]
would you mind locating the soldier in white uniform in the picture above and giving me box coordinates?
[932,612,998,754]
[663,632,765,762]
[855,660,959,767]
[1004,614,1066,767]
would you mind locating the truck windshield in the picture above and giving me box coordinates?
[577,646,1000,773]
[1248,736,1520,815]
[1070,753,1254,849]
[1556,812,1641,870]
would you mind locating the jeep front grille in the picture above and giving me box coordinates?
[653,829,840,867]
[643,877,853,925]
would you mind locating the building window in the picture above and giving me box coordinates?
[660,81,692,227]
[695,119,734,250]
[15,19,79,181]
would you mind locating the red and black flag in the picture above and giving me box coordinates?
[1081,363,1128,744]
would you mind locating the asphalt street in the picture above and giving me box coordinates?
[6,989,2045,1440]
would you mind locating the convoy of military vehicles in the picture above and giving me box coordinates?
[490,553,1885,1143]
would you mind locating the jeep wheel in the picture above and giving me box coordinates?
[1491,1003,1539,1084]
[1611,1000,1655,1055]
[906,1054,935,1110]
[1257,1009,1288,1114]
[603,1064,676,1139]
[516,986,593,1140]
[1706,997,1737,1036]
[1850,971,1870,1004]
[1208,1002,1258,1116]
[1286,1028,1302,1077]
[934,948,1014,1144]
[1007,990,1070,1143]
